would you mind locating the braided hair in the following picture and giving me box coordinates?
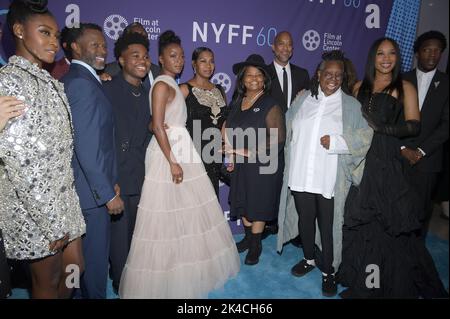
[310,50,349,99]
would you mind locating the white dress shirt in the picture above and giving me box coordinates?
[71,59,102,84]
[416,68,436,111]
[274,61,292,107]
[288,88,349,199]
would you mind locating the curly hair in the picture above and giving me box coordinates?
[114,32,149,60]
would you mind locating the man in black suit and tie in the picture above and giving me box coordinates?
[103,22,160,92]
[265,31,310,244]
[402,30,449,240]
[268,31,310,113]
[103,32,152,295]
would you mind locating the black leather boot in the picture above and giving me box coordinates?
[244,232,262,265]
[236,225,252,253]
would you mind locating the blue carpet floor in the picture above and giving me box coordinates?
[7,234,449,299]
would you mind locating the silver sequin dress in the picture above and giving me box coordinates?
[0,56,86,260]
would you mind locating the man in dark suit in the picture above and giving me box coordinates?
[265,31,310,243]
[402,30,449,240]
[62,23,124,299]
[103,22,160,92]
[268,31,310,113]
[103,32,152,295]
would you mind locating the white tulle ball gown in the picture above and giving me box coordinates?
[119,75,240,299]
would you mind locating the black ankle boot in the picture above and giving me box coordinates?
[245,233,262,265]
[236,225,252,253]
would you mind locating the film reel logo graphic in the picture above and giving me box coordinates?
[211,72,232,94]
[104,14,128,40]
[302,30,321,51]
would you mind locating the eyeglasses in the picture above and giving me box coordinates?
[322,72,343,81]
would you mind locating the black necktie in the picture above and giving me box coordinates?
[282,67,288,108]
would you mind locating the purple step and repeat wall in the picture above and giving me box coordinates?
[0,0,393,234]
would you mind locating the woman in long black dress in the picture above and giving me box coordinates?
[224,54,285,265]
[338,38,448,298]
[180,47,228,196]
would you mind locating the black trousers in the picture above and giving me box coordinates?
[292,191,334,274]
[109,194,140,288]
[404,166,438,240]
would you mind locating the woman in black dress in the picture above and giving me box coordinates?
[338,38,448,298]
[180,47,228,196]
[224,54,285,265]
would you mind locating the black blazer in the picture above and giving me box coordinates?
[268,62,310,113]
[103,73,152,195]
[402,69,449,173]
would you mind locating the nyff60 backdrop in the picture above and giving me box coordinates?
[0,0,394,234]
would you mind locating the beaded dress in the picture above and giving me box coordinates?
[0,56,85,260]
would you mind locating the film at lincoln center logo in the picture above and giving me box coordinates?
[104,14,128,40]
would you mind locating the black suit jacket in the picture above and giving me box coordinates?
[402,69,449,173]
[268,62,310,113]
[103,73,152,195]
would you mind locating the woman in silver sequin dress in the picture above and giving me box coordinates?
[0,0,85,299]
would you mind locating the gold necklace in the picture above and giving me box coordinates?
[244,90,264,106]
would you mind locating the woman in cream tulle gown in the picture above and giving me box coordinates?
[119,30,240,299]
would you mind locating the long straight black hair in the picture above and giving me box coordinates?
[359,37,404,102]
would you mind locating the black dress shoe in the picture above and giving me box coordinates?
[322,274,337,297]
[291,259,315,277]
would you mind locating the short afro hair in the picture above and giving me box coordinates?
[114,32,149,61]
[414,30,447,53]
[65,23,103,58]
